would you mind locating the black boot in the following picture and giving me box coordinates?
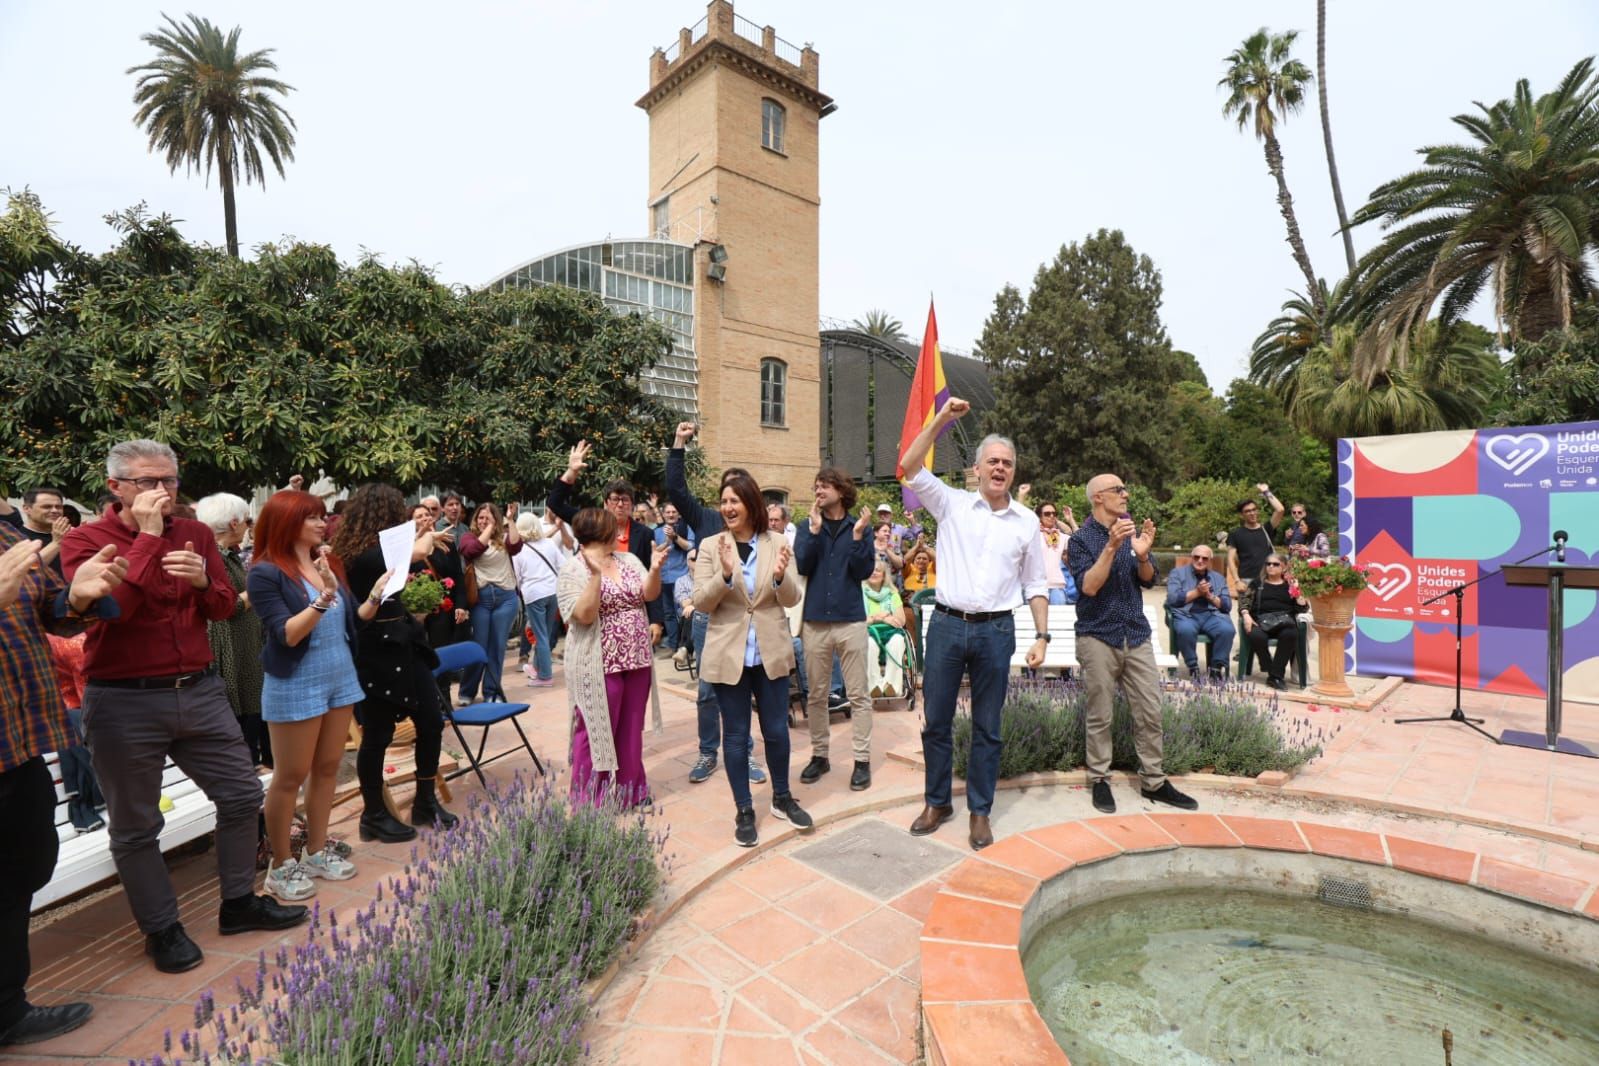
[411,776,459,830]
[359,806,418,843]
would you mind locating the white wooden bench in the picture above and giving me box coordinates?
[916,602,1180,678]
[31,750,251,913]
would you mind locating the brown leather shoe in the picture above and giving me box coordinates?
[968,814,993,850]
[908,804,955,836]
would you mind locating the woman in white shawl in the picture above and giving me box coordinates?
[556,507,665,806]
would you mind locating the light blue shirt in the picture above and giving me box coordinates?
[731,539,763,668]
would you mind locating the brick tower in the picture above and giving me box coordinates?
[637,0,833,498]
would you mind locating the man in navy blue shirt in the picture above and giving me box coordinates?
[1068,473,1197,815]
[1165,546,1233,680]
[793,468,875,790]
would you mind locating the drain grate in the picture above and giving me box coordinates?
[1317,874,1373,910]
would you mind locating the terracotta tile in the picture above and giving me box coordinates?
[1534,845,1599,884]
[1384,836,1476,884]
[1083,814,1179,853]
[942,859,1038,907]
[1298,822,1387,866]
[1475,858,1590,910]
[735,976,823,1033]
[919,941,1029,1004]
[778,879,879,933]
[725,997,786,1035]
[802,1019,898,1065]
[1218,815,1307,852]
[886,878,946,923]
[1024,821,1121,865]
[922,893,1022,947]
[7,993,177,1058]
[593,967,648,1026]
[593,1026,715,1065]
[734,853,814,901]
[1584,888,1599,921]
[922,1002,1069,1065]
[683,936,756,986]
[661,955,707,983]
[1144,812,1242,848]
[719,1033,803,1064]
[680,878,769,932]
[973,834,1072,880]
[629,976,725,1029]
[834,975,919,1061]
[836,906,923,971]
[770,940,888,1012]
[24,928,101,970]
[717,907,824,968]
[104,997,211,1059]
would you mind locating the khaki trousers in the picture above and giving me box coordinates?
[1079,635,1166,790]
[802,620,872,761]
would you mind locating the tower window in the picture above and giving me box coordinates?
[760,358,787,426]
[652,197,670,239]
[761,98,786,154]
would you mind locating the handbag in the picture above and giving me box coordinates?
[1256,611,1294,634]
[463,561,479,608]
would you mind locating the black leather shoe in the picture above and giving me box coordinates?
[145,921,203,973]
[1141,781,1199,811]
[908,804,954,836]
[799,756,830,784]
[0,1002,95,1045]
[1091,779,1116,814]
[410,797,459,830]
[849,761,871,791]
[218,893,310,936]
[359,808,419,843]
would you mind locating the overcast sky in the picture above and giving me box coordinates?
[4,0,1595,391]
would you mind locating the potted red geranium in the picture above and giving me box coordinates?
[1289,555,1371,697]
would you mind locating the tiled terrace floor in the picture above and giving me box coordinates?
[9,653,1598,1064]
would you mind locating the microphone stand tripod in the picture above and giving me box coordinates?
[1395,545,1558,741]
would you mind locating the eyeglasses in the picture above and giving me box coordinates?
[118,476,181,491]
[1291,509,1306,516]
[1241,507,1259,514]
[1266,561,1284,567]
[1098,485,1130,496]
[1192,555,1212,561]
[1040,510,1056,517]
[605,495,633,505]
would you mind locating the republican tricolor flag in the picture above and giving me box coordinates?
[896,300,950,511]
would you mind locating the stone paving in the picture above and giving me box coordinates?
[8,651,1599,1064]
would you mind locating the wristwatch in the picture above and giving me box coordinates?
[1034,632,1051,643]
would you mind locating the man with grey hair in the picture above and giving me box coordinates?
[900,399,1048,850]
[1068,472,1197,814]
[61,441,306,976]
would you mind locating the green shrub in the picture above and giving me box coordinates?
[951,678,1323,779]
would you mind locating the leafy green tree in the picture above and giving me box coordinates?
[0,200,675,500]
[1205,380,1330,514]
[0,189,87,347]
[129,13,297,258]
[850,309,906,342]
[1288,322,1501,439]
[1496,304,1599,426]
[977,229,1186,493]
[1162,477,1258,550]
[1220,28,1323,316]
[1169,380,1226,484]
[1347,58,1599,380]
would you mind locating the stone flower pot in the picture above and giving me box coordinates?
[1307,590,1361,698]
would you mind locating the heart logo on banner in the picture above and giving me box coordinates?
[1366,562,1413,602]
[1485,433,1549,476]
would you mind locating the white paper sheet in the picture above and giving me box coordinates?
[376,521,414,601]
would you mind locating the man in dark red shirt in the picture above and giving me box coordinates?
[60,439,308,976]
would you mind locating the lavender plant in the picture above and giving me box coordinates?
[135,774,664,1065]
[953,676,1326,779]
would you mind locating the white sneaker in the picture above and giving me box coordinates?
[265,858,316,901]
[302,845,357,881]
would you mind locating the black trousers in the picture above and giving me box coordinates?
[356,695,445,812]
[1245,624,1300,681]
[0,757,60,1031]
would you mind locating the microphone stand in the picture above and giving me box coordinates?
[1395,544,1559,741]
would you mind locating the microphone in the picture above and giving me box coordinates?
[1553,529,1568,564]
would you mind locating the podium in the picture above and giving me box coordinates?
[1499,564,1599,758]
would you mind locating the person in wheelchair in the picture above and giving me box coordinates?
[863,561,910,700]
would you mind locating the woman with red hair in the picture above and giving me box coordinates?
[247,490,390,901]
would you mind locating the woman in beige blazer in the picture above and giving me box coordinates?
[693,472,815,848]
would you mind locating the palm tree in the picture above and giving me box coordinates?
[1289,321,1500,439]
[1250,283,1330,408]
[1316,1,1357,274]
[851,309,906,341]
[128,13,296,258]
[1347,58,1599,381]
[1221,28,1323,317]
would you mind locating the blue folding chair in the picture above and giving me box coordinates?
[432,642,545,785]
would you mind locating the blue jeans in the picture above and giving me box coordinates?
[461,584,519,701]
[662,599,684,651]
[921,610,1014,816]
[714,665,791,809]
[693,611,752,762]
[1170,609,1235,675]
[524,594,559,681]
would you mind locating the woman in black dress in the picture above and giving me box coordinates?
[1239,553,1308,689]
[330,485,459,841]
